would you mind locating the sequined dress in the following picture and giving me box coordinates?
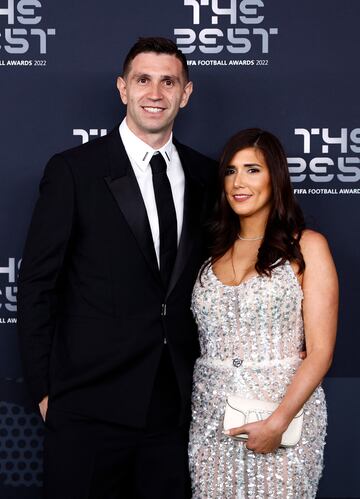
[189,261,326,499]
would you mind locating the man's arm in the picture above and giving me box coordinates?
[17,154,75,410]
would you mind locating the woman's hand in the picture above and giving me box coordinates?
[224,417,284,453]
[39,395,48,422]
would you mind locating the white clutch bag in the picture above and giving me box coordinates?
[223,396,304,448]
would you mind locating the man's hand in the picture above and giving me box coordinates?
[39,395,49,422]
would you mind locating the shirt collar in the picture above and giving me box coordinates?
[119,118,173,172]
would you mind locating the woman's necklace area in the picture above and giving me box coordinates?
[238,234,264,241]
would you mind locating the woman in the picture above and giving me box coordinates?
[188,129,338,498]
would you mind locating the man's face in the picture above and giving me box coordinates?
[117,52,193,144]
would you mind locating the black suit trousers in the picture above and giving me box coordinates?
[43,348,191,499]
[43,410,191,499]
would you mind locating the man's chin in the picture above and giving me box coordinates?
[140,122,172,136]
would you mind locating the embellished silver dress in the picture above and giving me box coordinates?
[189,261,326,499]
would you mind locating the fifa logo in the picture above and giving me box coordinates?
[288,128,360,183]
[0,0,56,54]
[0,257,20,313]
[174,0,278,55]
[73,128,107,144]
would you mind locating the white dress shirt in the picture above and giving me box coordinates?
[119,118,185,267]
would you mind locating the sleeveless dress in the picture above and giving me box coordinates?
[188,261,327,499]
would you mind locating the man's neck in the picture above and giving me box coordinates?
[125,119,172,150]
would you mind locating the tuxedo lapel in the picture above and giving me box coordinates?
[166,142,204,298]
[104,128,161,286]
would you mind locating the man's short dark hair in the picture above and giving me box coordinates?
[123,37,189,81]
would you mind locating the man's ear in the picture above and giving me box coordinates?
[117,76,128,105]
[180,81,193,109]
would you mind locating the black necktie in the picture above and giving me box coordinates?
[150,153,177,288]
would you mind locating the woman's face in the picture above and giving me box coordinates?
[224,147,272,220]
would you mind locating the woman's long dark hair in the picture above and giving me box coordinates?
[203,128,305,278]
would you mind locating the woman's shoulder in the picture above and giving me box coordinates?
[298,230,334,270]
[299,229,330,255]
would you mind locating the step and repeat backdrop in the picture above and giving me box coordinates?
[0,1,359,497]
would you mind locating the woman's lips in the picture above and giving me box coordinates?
[233,194,252,202]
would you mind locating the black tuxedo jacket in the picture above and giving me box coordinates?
[17,126,217,427]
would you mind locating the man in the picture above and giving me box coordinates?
[18,37,216,498]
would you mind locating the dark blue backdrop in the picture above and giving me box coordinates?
[1,1,359,497]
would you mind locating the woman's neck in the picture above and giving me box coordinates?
[238,213,267,240]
